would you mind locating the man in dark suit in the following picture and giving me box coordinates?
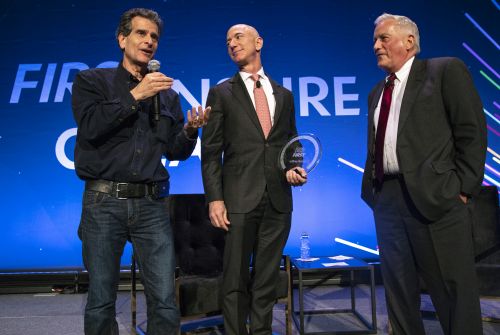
[361,13,487,335]
[201,24,307,335]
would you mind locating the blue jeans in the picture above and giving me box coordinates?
[78,190,179,335]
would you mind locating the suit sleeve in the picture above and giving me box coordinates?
[284,92,301,171]
[201,87,224,202]
[442,58,487,196]
[288,92,299,140]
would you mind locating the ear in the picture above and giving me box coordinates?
[255,36,263,52]
[118,34,127,51]
[405,34,415,51]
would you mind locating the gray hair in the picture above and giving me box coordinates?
[116,8,163,40]
[375,13,420,54]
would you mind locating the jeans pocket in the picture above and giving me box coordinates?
[83,190,110,208]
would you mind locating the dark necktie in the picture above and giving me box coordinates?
[375,73,397,183]
[251,74,272,138]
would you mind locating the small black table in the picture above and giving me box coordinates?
[290,257,377,334]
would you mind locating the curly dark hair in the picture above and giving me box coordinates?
[115,8,163,40]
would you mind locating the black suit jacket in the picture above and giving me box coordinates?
[201,73,298,213]
[361,57,487,221]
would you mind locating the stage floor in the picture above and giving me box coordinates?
[0,285,499,334]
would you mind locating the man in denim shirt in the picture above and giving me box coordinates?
[72,8,209,335]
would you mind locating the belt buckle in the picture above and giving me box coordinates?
[115,183,128,200]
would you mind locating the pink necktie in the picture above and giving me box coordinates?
[375,73,397,183]
[251,74,272,138]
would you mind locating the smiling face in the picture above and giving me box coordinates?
[226,24,263,70]
[373,18,416,73]
[118,16,159,73]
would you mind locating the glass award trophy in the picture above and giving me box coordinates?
[278,133,322,173]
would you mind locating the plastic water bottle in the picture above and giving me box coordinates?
[300,232,310,260]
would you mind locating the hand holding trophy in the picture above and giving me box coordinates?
[279,133,322,176]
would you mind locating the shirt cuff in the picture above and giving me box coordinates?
[183,128,198,141]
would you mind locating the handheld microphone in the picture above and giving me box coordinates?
[256,80,262,88]
[147,59,161,122]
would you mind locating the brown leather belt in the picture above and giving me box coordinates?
[85,179,169,199]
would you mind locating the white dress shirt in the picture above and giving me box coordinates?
[374,56,415,174]
[240,68,276,125]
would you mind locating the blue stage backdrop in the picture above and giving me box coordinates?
[0,0,498,270]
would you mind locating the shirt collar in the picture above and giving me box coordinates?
[117,61,142,84]
[240,67,267,82]
[392,56,415,83]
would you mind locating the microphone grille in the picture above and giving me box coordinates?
[147,59,161,72]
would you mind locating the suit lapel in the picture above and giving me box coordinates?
[398,58,425,135]
[368,82,384,153]
[269,76,284,135]
[228,73,265,137]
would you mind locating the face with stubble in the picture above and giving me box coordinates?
[118,16,159,70]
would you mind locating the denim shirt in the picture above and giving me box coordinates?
[72,62,197,183]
